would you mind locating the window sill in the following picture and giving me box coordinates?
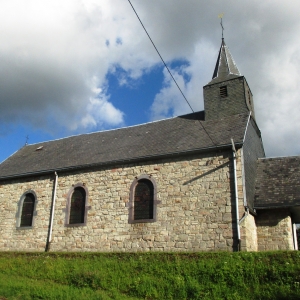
[64,223,87,227]
[129,219,156,224]
[16,226,33,230]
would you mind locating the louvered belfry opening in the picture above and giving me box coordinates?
[69,187,86,224]
[20,193,35,227]
[220,86,228,98]
[134,179,154,220]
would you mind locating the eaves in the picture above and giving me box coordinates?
[0,142,243,181]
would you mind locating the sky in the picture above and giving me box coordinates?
[1,0,300,163]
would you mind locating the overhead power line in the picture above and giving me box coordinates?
[127,0,217,147]
[127,0,193,113]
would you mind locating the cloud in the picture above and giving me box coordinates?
[150,41,217,120]
[142,0,300,157]
[0,0,140,132]
[79,86,124,130]
[255,44,300,157]
[0,0,300,158]
[150,66,190,120]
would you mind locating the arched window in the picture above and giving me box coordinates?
[21,193,35,226]
[134,179,154,220]
[70,187,86,224]
[65,183,90,227]
[128,175,160,223]
[17,191,37,229]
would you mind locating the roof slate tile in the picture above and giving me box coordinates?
[254,156,300,208]
[0,111,249,179]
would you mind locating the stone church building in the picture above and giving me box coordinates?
[0,38,299,252]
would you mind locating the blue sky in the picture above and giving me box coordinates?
[1,0,300,163]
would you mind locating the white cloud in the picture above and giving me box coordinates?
[79,95,124,130]
[254,44,300,156]
[150,41,217,120]
[1,0,300,158]
[0,0,153,132]
[145,0,300,157]
[150,67,190,120]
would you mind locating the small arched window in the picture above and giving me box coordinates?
[128,175,160,223]
[17,191,37,229]
[65,183,90,227]
[21,193,35,226]
[70,187,86,224]
[134,179,154,220]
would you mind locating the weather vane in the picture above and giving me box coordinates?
[218,13,224,39]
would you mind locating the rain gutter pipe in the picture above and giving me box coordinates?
[231,139,241,251]
[46,171,58,252]
[293,223,298,250]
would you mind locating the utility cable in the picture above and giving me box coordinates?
[127,0,217,147]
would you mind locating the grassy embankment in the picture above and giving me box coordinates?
[0,251,300,299]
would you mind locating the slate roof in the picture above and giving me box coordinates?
[254,156,300,209]
[0,111,249,179]
[207,38,241,85]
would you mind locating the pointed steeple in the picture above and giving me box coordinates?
[209,38,241,85]
[203,38,255,121]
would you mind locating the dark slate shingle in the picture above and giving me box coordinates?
[0,111,249,179]
[254,156,300,208]
[208,39,241,85]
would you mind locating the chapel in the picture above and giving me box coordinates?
[0,38,299,252]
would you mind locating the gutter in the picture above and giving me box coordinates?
[0,142,244,181]
[240,148,247,207]
[231,139,241,251]
[45,171,58,252]
[254,204,300,210]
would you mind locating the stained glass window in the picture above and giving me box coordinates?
[134,179,154,220]
[69,187,86,224]
[20,193,35,227]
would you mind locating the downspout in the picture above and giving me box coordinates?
[239,148,250,226]
[240,148,248,207]
[46,171,58,252]
[293,222,298,251]
[231,139,241,251]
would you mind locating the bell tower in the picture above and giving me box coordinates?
[203,38,255,120]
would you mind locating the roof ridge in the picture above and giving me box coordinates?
[26,112,204,147]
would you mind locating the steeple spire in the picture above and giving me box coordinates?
[209,38,241,85]
[203,34,255,121]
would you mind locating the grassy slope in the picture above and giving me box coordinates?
[0,251,300,299]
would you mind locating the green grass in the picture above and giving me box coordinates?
[0,251,300,299]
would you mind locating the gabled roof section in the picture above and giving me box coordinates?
[254,156,300,209]
[208,38,241,85]
[0,111,249,179]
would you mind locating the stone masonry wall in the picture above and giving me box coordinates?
[240,213,258,251]
[0,150,240,252]
[256,209,294,251]
[230,148,258,252]
[0,176,53,251]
